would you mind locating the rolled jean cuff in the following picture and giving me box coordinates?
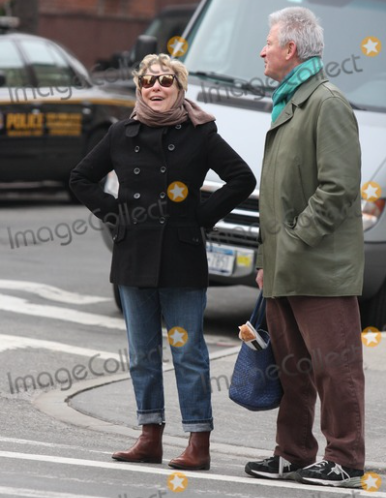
[137,411,165,425]
[182,420,214,432]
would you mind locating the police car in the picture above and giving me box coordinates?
[0,18,135,198]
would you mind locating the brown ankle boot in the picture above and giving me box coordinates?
[169,431,211,470]
[112,423,165,463]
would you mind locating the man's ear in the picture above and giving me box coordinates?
[286,41,297,60]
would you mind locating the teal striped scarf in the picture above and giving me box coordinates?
[271,57,324,123]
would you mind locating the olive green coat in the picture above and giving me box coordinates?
[257,70,364,297]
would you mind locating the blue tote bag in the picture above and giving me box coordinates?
[229,292,283,411]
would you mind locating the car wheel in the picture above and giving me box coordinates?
[363,278,386,331]
[113,283,123,312]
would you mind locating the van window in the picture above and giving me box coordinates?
[182,0,386,111]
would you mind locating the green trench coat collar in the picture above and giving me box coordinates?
[269,69,329,131]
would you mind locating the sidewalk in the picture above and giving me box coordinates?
[65,337,386,470]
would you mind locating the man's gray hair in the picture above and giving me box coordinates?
[269,7,324,60]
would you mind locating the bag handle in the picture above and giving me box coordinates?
[249,290,266,329]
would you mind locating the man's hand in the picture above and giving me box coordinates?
[256,269,264,289]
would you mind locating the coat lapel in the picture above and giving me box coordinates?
[268,70,329,132]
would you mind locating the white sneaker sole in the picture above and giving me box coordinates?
[299,475,363,488]
[246,468,298,480]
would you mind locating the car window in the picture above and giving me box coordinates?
[19,39,76,88]
[0,39,29,87]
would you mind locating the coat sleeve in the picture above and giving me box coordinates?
[196,122,257,229]
[293,95,362,247]
[69,126,119,223]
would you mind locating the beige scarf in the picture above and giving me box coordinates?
[131,89,215,128]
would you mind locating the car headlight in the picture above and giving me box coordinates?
[362,198,386,231]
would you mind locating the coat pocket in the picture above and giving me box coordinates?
[177,226,203,246]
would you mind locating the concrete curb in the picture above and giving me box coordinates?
[33,347,386,471]
[33,347,272,458]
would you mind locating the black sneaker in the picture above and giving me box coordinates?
[245,455,301,480]
[297,459,364,488]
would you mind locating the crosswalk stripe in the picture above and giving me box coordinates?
[0,293,125,330]
[0,451,385,496]
[0,487,107,498]
[0,333,126,359]
[0,280,110,304]
[0,436,110,454]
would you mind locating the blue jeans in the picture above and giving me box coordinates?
[118,286,213,432]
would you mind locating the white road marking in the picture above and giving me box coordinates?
[0,487,107,498]
[0,294,125,330]
[0,279,239,345]
[0,280,110,304]
[0,437,111,454]
[0,333,125,360]
[0,452,385,496]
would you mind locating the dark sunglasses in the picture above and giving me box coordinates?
[139,73,179,89]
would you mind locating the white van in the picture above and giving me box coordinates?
[175,0,386,330]
[103,0,386,330]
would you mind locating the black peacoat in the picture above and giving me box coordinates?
[70,118,256,288]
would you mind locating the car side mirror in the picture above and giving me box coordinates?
[132,35,158,66]
[0,71,6,87]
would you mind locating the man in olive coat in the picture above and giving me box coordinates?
[245,7,365,489]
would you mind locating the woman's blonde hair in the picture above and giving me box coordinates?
[133,53,188,91]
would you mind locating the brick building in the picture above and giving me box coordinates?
[1,0,196,69]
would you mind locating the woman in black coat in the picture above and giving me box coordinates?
[70,53,256,471]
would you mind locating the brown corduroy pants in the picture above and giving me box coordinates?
[266,296,365,470]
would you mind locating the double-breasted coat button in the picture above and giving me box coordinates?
[168,144,175,151]
[160,166,167,173]
[133,168,141,175]
[159,192,166,199]
[134,193,141,199]
[134,146,140,152]
[175,124,182,129]
[159,217,166,224]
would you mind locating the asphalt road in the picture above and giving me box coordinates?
[0,190,385,498]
